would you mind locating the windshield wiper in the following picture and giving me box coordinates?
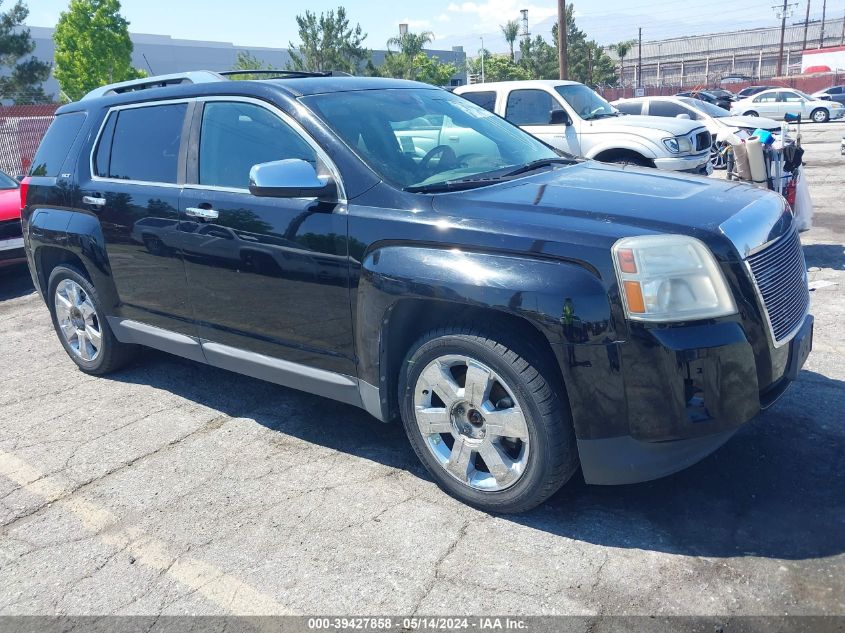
[496,157,577,178]
[405,178,507,193]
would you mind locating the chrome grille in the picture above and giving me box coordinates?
[695,131,711,152]
[746,228,809,344]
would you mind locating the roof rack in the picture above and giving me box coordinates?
[80,68,355,101]
[81,71,225,100]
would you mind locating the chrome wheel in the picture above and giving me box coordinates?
[710,141,727,170]
[811,108,829,123]
[413,355,530,492]
[54,279,102,362]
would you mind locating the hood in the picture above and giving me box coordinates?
[718,115,781,130]
[431,160,785,254]
[0,188,20,223]
[589,114,703,136]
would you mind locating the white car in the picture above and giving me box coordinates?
[455,80,712,174]
[733,88,845,123]
[612,96,781,169]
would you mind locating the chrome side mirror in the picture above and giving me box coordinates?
[248,159,335,199]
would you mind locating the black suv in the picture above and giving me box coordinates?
[22,71,813,512]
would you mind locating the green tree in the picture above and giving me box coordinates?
[468,52,528,82]
[287,7,369,73]
[380,51,455,85]
[518,35,558,79]
[500,20,520,61]
[229,50,273,79]
[386,30,433,57]
[610,39,636,92]
[53,0,144,101]
[0,1,51,103]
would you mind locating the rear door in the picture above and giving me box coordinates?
[77,100,194,335]
[752,92,779,118]
[178,97,354,376]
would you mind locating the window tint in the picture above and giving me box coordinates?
[505,89,555,125]
[649,101,692,118]
[829,86,843,95]
[105,104,187,183]
[29,112,86,177]
[754,92,777,103]
[614,101,642,115]
[199,102,316,189]
[778,91,803,102]
[93,111,117,177]
[462,91,496,113]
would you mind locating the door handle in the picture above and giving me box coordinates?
[185,206,219,220]
[82,195,106,206]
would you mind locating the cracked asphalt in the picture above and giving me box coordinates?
[0,123,843,619]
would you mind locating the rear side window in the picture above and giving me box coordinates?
[29,112,86,177]
[97,103,187,183]
[505,89,555,126]
[615,101,642,115]
[462,91,496,113]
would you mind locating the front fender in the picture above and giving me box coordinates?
[584,137,662,161]
[355,244,621,429]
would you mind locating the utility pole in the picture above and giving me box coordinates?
[637,27,642,93]
[558,0,567,79]
[802,0,811,51]
[819,0,827,48]
[841,8,844,45]
[774,1,796,77]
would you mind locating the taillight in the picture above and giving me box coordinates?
[19,176,30,212]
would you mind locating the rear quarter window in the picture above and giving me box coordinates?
[29,112,86,177]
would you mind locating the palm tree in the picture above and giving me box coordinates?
[611,39,636,96]
[500,20,520,61]
[387,30,434,57]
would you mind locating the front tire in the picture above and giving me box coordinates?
[607,154,650,167]
[744,110,759,117]
[811,108,829,123]
[399,326,578,513]
[47,264,137,375]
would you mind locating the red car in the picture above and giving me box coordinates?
[0,170,24,268]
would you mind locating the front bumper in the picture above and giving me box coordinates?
[653,151,711,173]
[573,314,813,485]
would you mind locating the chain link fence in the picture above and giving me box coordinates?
[0,104,59,178]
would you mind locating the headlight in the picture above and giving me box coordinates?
[662,136,693,153]
[612,235,737,322]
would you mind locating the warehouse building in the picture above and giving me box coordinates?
[27,26,468,101]
[608,16,845,89]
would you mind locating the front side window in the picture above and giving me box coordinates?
[301,88,558,190]
[555,85,617,120]
[648,101,692,118]
[779,91,804,103]
[198,101,316,189]
[505,89,556,125]
[101,104,187,183]
[678,97,730,118]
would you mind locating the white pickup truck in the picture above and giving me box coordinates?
[455,80,712,174]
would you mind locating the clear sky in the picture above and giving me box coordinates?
[28,0,841,53]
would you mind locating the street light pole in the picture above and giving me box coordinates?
[775,0,795,77]
[480,36,485,83]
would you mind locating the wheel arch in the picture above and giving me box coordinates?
[591,147,655,167]
[355,244,616,425]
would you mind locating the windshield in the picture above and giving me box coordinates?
[0,170,18,189]
[301,88,559,190]
[678,97,731,118]
[555,84,618,120]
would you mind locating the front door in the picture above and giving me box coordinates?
[504,88,580,156]
[77,101,194,335]
[179,99,354,376]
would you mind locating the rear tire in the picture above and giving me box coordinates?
[47,264,137,375]
[810,108,829,123]
[399,325,578,513]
